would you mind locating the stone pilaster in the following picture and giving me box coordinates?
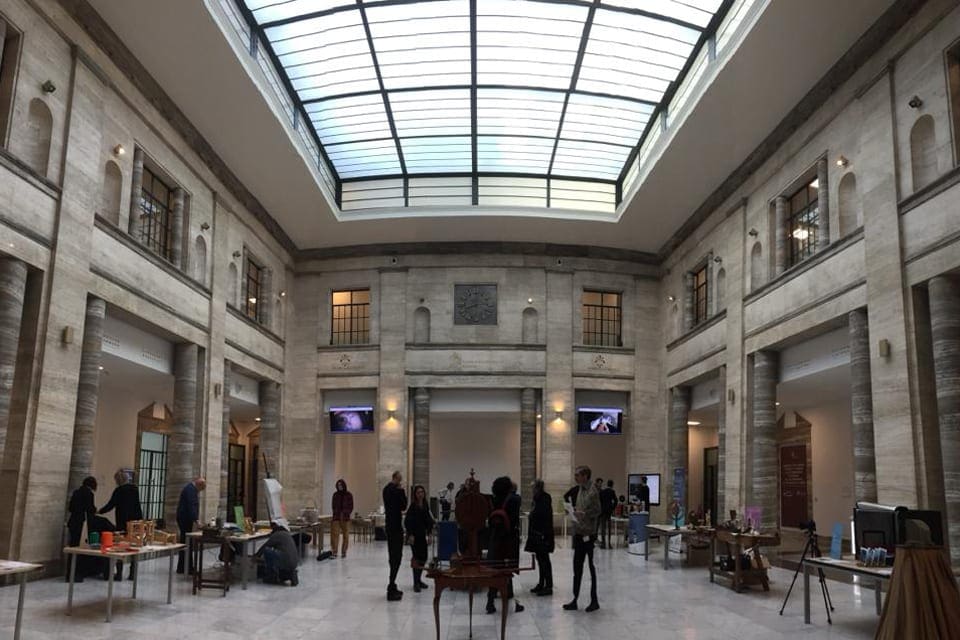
[0,258,27,461]
[817,158,830,252]
[67,297,105,495]
[219,362,232,515]
[717,366,727,516]
[774,196,787,276]
[258,379,281,519]
[127,147,144,235]
[849,308,877,503]
[929,275,960,563]
[752,350,779,531]
[412,387,430,490]
[520,387,537,508]
[170,187,185,269]
[166,343,198,526]
[667,386,690,510]
[543,269,574,499]
[377,269,408,490]
[682,272,694,332]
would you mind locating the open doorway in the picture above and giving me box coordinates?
[688,378,721,526]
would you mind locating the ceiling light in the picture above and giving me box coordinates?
[687,420,700,426]
[113,144,125,156]
[792,229,809,240]
[835,156,848,168]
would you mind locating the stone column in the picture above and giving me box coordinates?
[682,272,694,332]
[166,343,198,526]
[170,187,185,269]
[752,350,779,531]
[667,386,690,511]
[0,258,27,461]
[849,308,877,503]
[67,297,105,495]
[520,388,537,508]
[412,387,430,490]
[717,366,727,516]
[774,196,787,276]
[257,379,281,520]
[929,275,960,563]
[816,158,830,252]
[259,268,273,329]
[127,147,144,235]
[219,362,232,516]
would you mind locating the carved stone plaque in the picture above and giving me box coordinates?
[454,284,497,325]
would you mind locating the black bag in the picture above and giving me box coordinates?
[525,530,545,554]
[316,550,334,561]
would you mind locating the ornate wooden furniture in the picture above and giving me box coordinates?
[710,530,780,592]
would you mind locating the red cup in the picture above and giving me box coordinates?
[100,531,114,551]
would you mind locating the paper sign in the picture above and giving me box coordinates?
[830,523,843,560]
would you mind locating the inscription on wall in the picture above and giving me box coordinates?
[454,284,498,325]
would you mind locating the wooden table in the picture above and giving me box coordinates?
[803,557,891,623]
[709,530,780,592]
[289,518,328,557]
[187,530,270,590]
[63,544,184,622]
[427,563,514,640]
[1,560,42,640]
[645,524,711,569]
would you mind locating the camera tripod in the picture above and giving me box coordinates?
[779,528,834,624]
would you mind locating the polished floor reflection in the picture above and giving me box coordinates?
[1,539,879,639]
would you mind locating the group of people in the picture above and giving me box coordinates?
[380,465,603,614]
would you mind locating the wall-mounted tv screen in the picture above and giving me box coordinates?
[329,407,375,434]
[577,407,623,434]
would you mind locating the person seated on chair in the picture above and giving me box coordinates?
[257,520,300,586]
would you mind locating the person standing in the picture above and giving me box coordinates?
[330,479,354,559]
[66,476,97,582]
[486,475,524,614]
[99,469,143,580]
[598,479,617,549]
[175,476,205,574]
[563,466,601,612]
[637,475,651,511]
[404,485,434,593]
[525,479,555,596]
[383,470,408,601]
[438,481,455,521]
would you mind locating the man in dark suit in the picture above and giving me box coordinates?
[99,469,143,580]
[66,476,97,582]
[598,480,618,549]
[382,470,408,601]
[175,477,205,574]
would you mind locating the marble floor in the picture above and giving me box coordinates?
[1,540,881,639]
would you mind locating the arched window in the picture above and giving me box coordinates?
[837,172,860,237]
[750,243,764,292]
[25,99,53,177]
[192,235,207,286]
[522,307,538,344]
[227,262,238,308]
[715,268,726,312]
[910,115,937,192]
[413,306,430,343]
[101,161,123,226]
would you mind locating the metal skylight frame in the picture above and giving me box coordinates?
[236,0,734,210]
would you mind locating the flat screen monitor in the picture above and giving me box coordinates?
[627,473,661,507]
[329,406,375,434]
[854,503,898,556]
[577,407,623,434]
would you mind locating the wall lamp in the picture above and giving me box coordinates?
[112,144,125,156]
[748,228,758,237]
[232,250,241,258]
[387,409,397,421]
[41,80,56,93]
[713,255,722,264]
[279,290,286,297]
[908,95,923,109]
[554,411,563,421]
[667,294,676,302]
[200,222,210,231]
[835,155,848,168]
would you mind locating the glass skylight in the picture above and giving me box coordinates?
[238,0,729,209]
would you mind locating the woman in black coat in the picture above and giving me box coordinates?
[404,484,434,593]
[526,479,555,595]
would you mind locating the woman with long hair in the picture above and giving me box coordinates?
[404,484,434,592]
[526,479,555,595]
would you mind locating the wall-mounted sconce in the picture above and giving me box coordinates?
[61,326,75,345]
[878,338,891,359]
[232,250,241,258]
[554,411,563,421]
[667,295,676,302]
[255,417,262,422]
[536,413,542,420]
[387,409,397,421]
[713,255,722,264]
[200,222,210,231]
[908,95,923,109]
[727,388,735,404]
[214,383,222,398]
[41,80,56,93]
[748,228,758,237]
[527,297,534,304]
[686,420,701,426]
[112,144,125,156]
[835,155,848,168]
[279,290,286,297]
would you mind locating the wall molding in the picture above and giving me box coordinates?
[297,241,659,264]
[665,309,727,352]
[0,148,61,197]
[407,343,546,351]
[666,345,726,379]
[0,214,52,250]
[317,343,380,352]
[743,278,866,342]
[572,345,636,355]
[226,305,285,347]
[225,338,284,374]
[90,266,208,334]
[898,164,960,215]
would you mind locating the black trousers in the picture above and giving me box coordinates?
[571,535,598,604]
[176,519,192,573]
[598,514,612,546]
[387,530,404,588]
[535,550,553,588]
[411,535,428,585]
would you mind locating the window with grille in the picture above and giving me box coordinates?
[138,431,168,526]
[227,443,245,521]
[582,290,622,347]
[693,265,708,325]
[331,289,370,345]
[242,255,263,322]
[138,167,173,261]
[787,179,819,267]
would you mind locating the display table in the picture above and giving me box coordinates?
[1,560,42,640]
[63,544,184,622]
[709,530,780,592]
[644,524,714,569]
[426,563,513,640]
[803,557,890,623]
[610,517,629,548]
[187,530,270,590]
[289,518,328,557]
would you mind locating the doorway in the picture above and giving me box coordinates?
[227,443,246,521]
[703,446,718,526]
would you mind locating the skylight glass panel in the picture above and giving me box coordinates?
[248,0,352,24]
[325,138,400,178]
[307,94,391,146]
[477,136,554,174]
[366,0,471,89]
[552,140,632,181]
[601,0,723,29]
[561,93,651,146]
[476,0,587,88]
[401,137,472,173]
[389,89,470,138]
[477,89,564,139]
